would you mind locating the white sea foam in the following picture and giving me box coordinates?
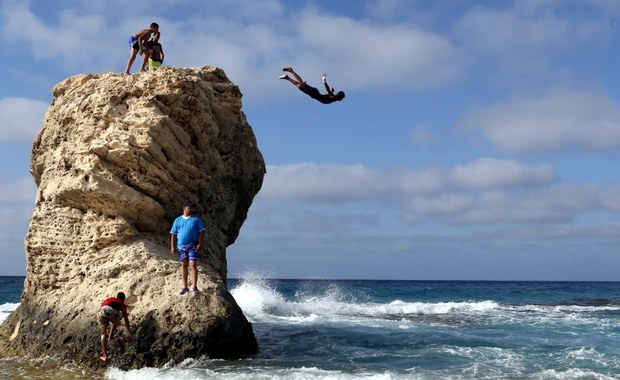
[534,368,619,380]
[106,365,408,380]
[229,278,289,317]
[501,304,620,332]
[0,302,19,325]
[230,278,499,327]
[105,363,619,380]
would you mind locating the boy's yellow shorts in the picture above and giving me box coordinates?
[148,59,162,70]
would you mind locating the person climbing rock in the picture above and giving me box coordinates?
[98,292,132,363]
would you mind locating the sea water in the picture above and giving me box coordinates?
[1,275,619,379]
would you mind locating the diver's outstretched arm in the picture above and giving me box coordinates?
[322,73,335,95]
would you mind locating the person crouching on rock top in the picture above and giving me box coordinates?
[170,200,206,295]
[146,40,164,71]
[98,292,132,363]
[278,67,345,104]
[124,22,160,75]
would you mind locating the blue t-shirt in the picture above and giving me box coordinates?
[170,215,206,247]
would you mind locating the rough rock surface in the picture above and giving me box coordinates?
[0,66,265,370]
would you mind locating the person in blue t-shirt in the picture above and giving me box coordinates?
[170,200,206,295]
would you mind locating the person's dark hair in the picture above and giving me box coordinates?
[146,41,154,48]
[150,22,159,30]
[335,91,345,101]
[117,292,126,300]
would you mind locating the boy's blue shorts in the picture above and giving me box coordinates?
[178,243,198,262]
[129,36,139,51]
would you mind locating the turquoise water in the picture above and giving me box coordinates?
[1,276,620,379]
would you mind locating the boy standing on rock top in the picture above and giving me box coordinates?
[124,22,160,75]
[170,200,206,295]
[98,292,132,363]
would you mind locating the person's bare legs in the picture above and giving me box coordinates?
[180,258,189,291]
[139,51,150,72]
[190,260,198,290]
[124,49,138,75]
[108,323,117,341]
[100,325,108,362]
[282,67,304,84]
[278,74,301,88]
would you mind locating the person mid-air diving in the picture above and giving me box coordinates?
[279,67,345,104]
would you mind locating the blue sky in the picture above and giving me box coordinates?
[1,0,619,280]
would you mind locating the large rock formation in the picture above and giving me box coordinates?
[0,67,265,369]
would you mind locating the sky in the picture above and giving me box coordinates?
[1,0,619,280]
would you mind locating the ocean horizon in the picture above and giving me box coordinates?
[1,276,620,379]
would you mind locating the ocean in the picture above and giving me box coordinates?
[1,275,619,379]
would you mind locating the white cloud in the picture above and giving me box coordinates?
[1,2,106,63]
[600,186,620,212]
[161,6,467,96]
[404,185,603,225]
[261,163,444,202]
[450,158,556,189]
[409,126,434,145]
[295,10,467,90]
[0,97,47,142]
[2,1,467,96]
[257,162,620,227]
[462,89,620,153]
[454,1,607,71]
[365,0,406,20]
[476,221,620,240]
[262,159,559,203]
[0,2,141,76]
[261,163,393,202]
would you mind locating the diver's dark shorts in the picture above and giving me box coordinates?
[299,82,321,99]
